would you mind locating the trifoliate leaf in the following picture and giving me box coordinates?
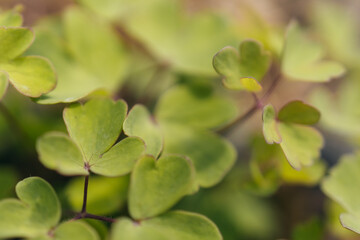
[28,7,128,104]
[278,100,320,125]
[155,85,238,129]
[63,98,127,161]
[161,122,236,187]
[37,98,145,176]
[0,6,23,27]
[111,211,222,240]
[124,104,163,158]
[36,132,88,176]
[281,21,345,82]
[322,153,360,233]
[128,155,196,219]
[278,123,323,170]
[213,40,270,91]
[0,177,60,238]
[65,175,129,215]
[262,104,281,144]
[0,27,56,98]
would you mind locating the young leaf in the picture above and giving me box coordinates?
[63,98,127,161]
[111,211,222,240]
[281,21,345,82]
[0,177,60,238]
[37,98,145,177]
[278,123,323,170]
[213,40,270,91]
[129,155,196,220]
[278,100,320,125]
[123,104,163,158]
[155,85,238,129]
[161,122,237,187]
[0,28,56,98]
[262,104,281,144]
[322,153,360,233]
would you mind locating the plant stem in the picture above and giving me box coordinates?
[81,174,89,214]
[71,173,117,223]
[81,213,117,223]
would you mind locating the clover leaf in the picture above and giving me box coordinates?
[0,27,56,99]
[262,101,323,169]
[111,211,222,240]
[281,21,345,82]
[124,104,163,158]
[128,155,196,220]
[37,98,145,177]
[322,153,360,234]
[213,40,270,91]
[0,177,99,239]
[27,7,128,104]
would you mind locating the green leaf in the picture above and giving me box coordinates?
[0,27,33,60]
[278,123,323,170]
[312,2,360,66]
[262,104,281,144]
[63,98,127,161]
[126,0,236,75]
[155,85,238,129]
[91,137,145,177]
[64,7,128,84]
[0,56,56,97]
[161,123,236,187]
[281,21,345,82]
[28,7,128,104]
[322,153,360,233]
[129,155,196,219]
[124,104,163,158]
[213,40,270,91]
[111,211,222,240]
[0,6,23,27]
[53,221,99,240]
[36,132,88,176]
[278,100,320,125]
[65,176,129,215]
[0,72,8,100]
[0,27,56,98]
[0,177,61,238]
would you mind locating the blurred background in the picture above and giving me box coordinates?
[1,0,360,239]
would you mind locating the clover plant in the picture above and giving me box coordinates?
[1,0,360,239]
